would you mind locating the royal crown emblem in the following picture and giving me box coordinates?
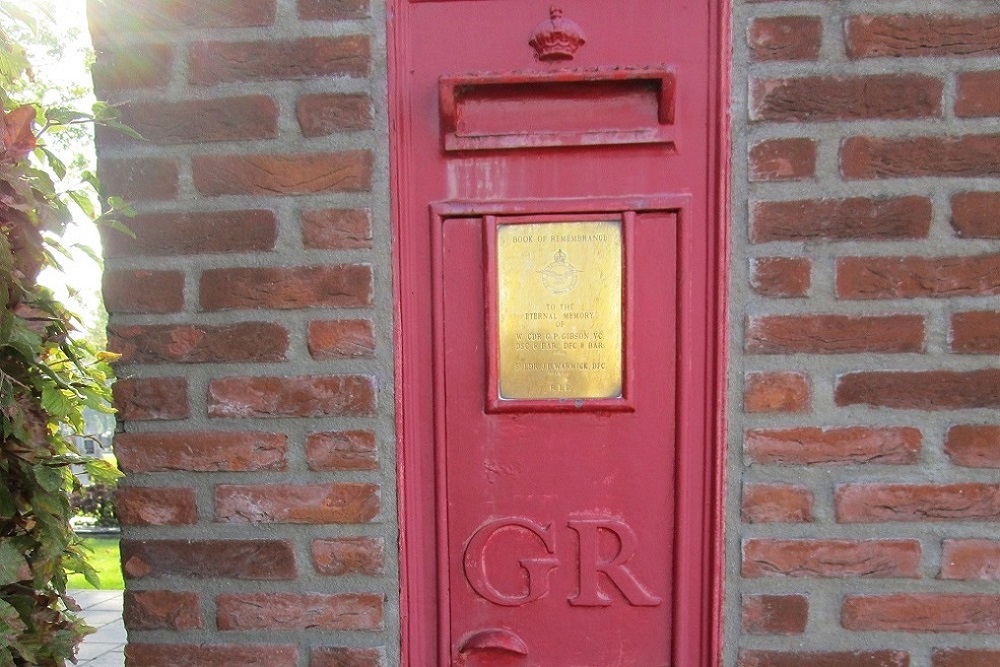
[529,6,586,62]
[539,248,581,294]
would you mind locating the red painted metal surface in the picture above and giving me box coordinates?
[439,68,676,150]
[389,2,728,665]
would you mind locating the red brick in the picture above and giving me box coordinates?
[749,138,815,181]
[120,539,297,580]
[752,196,931,242]
[200,265,372,310]
[189,36,369,85]
[116,487,197,526]
[299,0,369,21]
[302,208,372,249]
[835,370,1000,410]
[941,539,1000,580]
[113,377,188,421]
[91,44,173,93]
[746,427,921,466]
[750,257,810,298]
[951,311,1000,354]
[311,647,383,667]
[739,650,909,667]
[306,430,378,471]
[99,157,178,201]
[125,644,297,667]
[124,590,202,631]
[744,372,810,413]
[957,71,1000,118]
[297,93,371,137]
[103,270,183,314]
[101,96,277,145]
[846,14,1000,59]
[836,483,1000,522]
[749,16,821,62]
[208,375,375,418]
[837,254,1000,299]
[933,649,1000,667]
[951,192,1000,238]
[103,210,277,257]
[193,151,371,196]
[747,314,924,354]
[90,0,275,34]
[215,483,379,524]
[114,431,287,473]
[743,539,921,578]
[216,593,382,631]
[312,537,384,576]
[742,595,808,635]
[751,74,941,121]
[841,135,1000,179]
[110,323,288,364]
[842,594,1000,633]
[946,425,1000,468]
[308,320,375,359]
[741,484,813,523]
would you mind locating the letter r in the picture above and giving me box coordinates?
[567,518,662,607]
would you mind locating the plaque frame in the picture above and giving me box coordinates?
[429,196,689,415]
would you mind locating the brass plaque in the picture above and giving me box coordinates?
[497,220,623,400]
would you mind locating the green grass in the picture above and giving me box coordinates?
[67,536,123,590]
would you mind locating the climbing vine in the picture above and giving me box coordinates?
[0,2,131,664]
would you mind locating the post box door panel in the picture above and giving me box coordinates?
[438,207,678,665]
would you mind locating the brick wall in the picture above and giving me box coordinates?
[88,0,396,664]
[730,1,1000,666]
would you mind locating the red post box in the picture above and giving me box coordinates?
[390,2,726,664]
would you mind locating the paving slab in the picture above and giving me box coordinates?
[69,589,125,667]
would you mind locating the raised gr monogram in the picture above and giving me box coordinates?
[463,516,661,607]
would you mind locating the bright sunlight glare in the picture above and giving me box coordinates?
[32,0,106,337]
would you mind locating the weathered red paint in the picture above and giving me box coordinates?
[439,68,677,151]
[390,2,727,664]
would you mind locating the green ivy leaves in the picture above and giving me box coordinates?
[0,1,124,664]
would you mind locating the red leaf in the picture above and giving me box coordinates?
[1,105,37,162]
